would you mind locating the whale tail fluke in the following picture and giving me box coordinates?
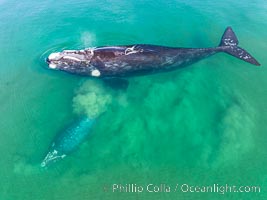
[218,27,260,66]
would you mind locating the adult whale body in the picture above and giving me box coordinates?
[46,27,260,77]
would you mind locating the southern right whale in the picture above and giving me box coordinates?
[46,27,260,77]
[41,117,95,168]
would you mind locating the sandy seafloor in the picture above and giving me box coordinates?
[0,0,267,199]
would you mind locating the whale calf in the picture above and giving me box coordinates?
[41,117,95,167]
[46,27,260,77]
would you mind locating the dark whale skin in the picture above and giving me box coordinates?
[46,27,260,78]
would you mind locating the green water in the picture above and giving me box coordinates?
[1,0,267,199]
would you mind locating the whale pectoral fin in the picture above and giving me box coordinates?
[103,78,129,91]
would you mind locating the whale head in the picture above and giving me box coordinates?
[46,49,95,76]
[41,149,66,168]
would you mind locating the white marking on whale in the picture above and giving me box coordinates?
[63,56,82,62]
[49,63,57,69]
[125,45,140,55]
[91,69,101,77]
[48,52,61,60]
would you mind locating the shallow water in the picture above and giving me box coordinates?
[0,0,267,199]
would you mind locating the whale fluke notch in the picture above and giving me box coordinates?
[218,27,260,66]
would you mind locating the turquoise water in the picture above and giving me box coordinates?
[0,0,267,199]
